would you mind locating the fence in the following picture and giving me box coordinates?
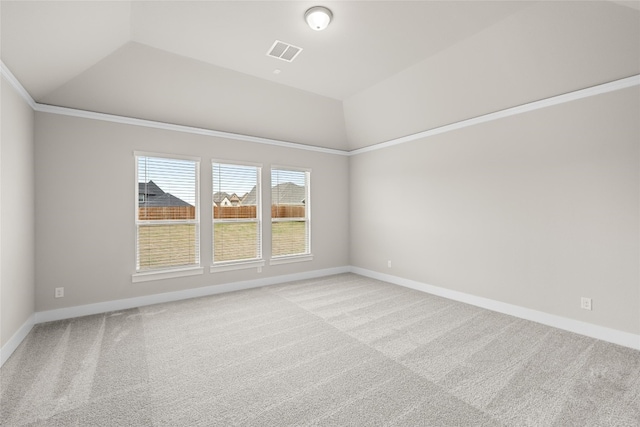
[215,205,257,219]
[139,206,195,220]
[216,205,306,219]
[139,205,305,220]
[271,205,305,219]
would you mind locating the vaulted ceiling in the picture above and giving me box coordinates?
[2,1,639,150]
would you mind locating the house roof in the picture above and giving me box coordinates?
[139,181,191,207]
[241,187,257,206]
[242,183,305,205]
[272,182,305,205]
[213,192,232,204]
[142,193,192,208]
[139,180,164,197]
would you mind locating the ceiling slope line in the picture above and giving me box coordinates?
[0,61,348,157]
[348,74,640,156]
[2,61,638,157]
[33,103,349,156]
[0,61,37,109]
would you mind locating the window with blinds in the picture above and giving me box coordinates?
[271,167,310,258]
[135,153,200,272]
[212,162,262,264]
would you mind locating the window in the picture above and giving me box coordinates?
[135,153,200,277]
[271,167,311,262]
[212,162,262,269]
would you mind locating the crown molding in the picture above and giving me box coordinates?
[34,103,349,156]
[2,61,638,157]
[0,61,37,109]
[349,74,640,156]
[1,61,348,156]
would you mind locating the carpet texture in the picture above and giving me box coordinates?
[2,273,639,426]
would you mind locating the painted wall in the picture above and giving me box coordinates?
[41,43,349,151]
[350,87,640,334]
[1,78,35,348]
[34,112,349,312]
[344,1,640,149]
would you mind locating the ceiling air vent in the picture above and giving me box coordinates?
[267,40,303,62]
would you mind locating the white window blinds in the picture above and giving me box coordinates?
[136,154,200,271]
[271,168,310,257]
[212,162,262,264]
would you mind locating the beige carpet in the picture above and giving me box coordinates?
[2,273,639,426]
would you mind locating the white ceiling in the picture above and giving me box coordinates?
[2,1,533,101]
[1,1,639,150]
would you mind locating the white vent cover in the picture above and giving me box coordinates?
[267,40,303,62]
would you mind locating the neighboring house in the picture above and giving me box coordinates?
[213,192,245,207]
[242,182,305,205]
[213,192,232,207]
[139,180,192,207]
[272,182,306,205]
[241,187,257,205]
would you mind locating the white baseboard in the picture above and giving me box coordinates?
[35,266,350,324]
[350,267,640,351]
[1,314,35,367]
[3,265,636,369]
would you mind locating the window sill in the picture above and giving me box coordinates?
[269,254,313,266]
[132,266,204,283]
[210,259,265,273]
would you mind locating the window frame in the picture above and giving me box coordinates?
[211,160,265,272]
[132,151,203,283]
[269,165,313,265]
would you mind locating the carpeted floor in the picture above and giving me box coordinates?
[1,273,639,426]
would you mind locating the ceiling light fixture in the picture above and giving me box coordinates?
[305,6,333,31]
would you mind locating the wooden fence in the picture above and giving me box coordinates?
[216,205,306,219]
[139,206,195,220]
[271,205,305,219]
[214,205,257,219]
[139,205,305,220]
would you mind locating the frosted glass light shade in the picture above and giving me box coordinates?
[305,6,332,31]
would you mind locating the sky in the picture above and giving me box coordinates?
[138,157,307,206]
[138,156,197,205]
[213,163,258,196]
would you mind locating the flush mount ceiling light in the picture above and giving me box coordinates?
[305,6,333,31]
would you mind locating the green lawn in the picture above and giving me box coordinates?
[214,222,259,262]
[138,221,307,270]
[214,221,307,260]
[137,224,197,270]
[271,221,307,257]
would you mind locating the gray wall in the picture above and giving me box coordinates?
[350,87,640,334]
[42,43,349,151]
[1,78,35,348]
[344,1,640,149]
[34,112,349,312]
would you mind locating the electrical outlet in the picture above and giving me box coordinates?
[55,287,64,298]
[387,260,392,268]
[581,297,592,311]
